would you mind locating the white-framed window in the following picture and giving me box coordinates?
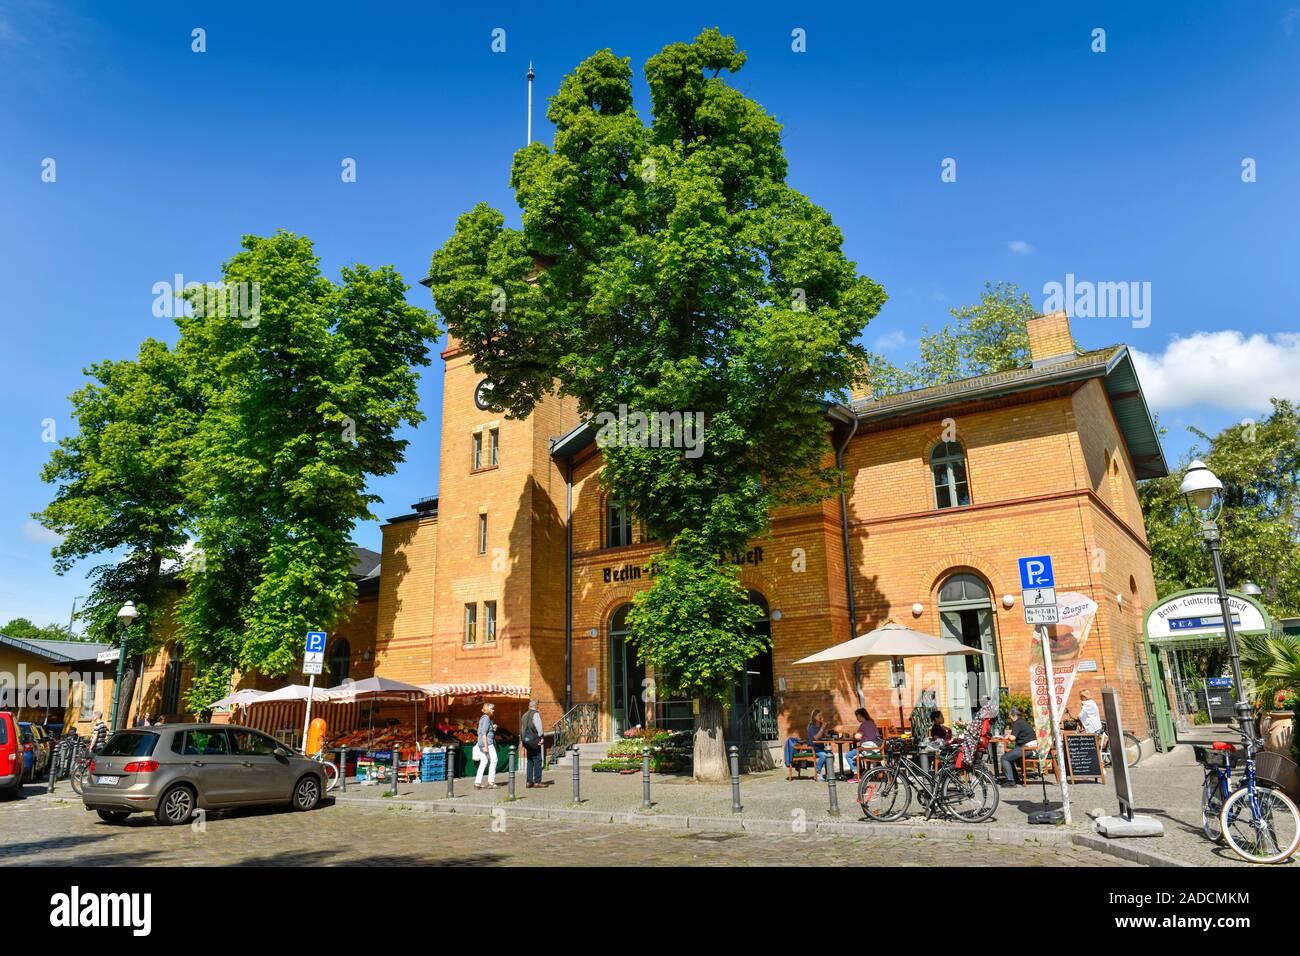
[472,432,483,470]
[607,498,631,548]
[485,601,497,644]
[930,441,971,509]
[464,604,477,645]
[478,514,488,554]
[489,428,499,467]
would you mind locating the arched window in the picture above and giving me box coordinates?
[328,639,351,687]
[930,441,971,509]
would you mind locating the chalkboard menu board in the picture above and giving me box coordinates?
[1063,732,1104,783]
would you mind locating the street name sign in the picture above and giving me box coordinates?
[96,648,121,664]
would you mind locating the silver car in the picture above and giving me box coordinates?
[80,724,327,825]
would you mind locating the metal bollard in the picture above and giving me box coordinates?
[339,746,348,793]
[508,745,517,800]
[445,745,455,798]
[729,745,742,813]
[642,746,652,808]
[570,745,581,803]
[826,754,840,815]
[47,743,58,794]
[390,747,400,798]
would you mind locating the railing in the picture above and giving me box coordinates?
[548,702,599,764]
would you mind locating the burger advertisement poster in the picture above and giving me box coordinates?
[1028,593,1100,744]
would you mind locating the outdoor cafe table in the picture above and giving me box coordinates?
[816,737,866,778]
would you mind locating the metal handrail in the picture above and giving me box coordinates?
[549,702,599,764]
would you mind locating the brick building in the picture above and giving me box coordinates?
[345,309,1167,744]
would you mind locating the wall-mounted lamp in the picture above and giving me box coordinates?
[362,650,372,661]
[588,627,598,637]
[911,602,924,617]
[1116,593,1124,607]
[1001,594,1016,609]
[770,609,783,621]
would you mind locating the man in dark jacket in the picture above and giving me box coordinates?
[999,708,1037,786]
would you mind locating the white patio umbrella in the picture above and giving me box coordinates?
[209,688,267,709]
[250,683,336,703]
[323,676,428,703]
[793,621,991,728]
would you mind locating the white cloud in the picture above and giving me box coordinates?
[22,520,62,545]
[1007,240,1033,255]
[874,329,906,351]
[1131,331,1300,412]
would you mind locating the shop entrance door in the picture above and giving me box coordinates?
[609,604,645,738]
[938,574,1000,721]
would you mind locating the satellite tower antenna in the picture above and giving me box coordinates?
[526,61,535,145]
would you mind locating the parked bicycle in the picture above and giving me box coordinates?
[61,736,93,795]
[1196,729,1300,864]
[857,737,999,823]
[1061,709,1141,768]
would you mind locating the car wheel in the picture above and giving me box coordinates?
[292,775,321,812]
[155,785,196,826]
[96,809,131,824]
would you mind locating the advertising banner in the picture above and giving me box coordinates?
[1027,592,1099,746]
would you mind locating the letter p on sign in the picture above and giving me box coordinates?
[1018,555,1055,589]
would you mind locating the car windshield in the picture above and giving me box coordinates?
[100,731,159,757]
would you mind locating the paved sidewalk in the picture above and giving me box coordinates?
[329,747,1216,866]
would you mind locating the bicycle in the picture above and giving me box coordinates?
[63,737,93,795]
[1194,740,1237,843]
[1211,729,1300,864]
[307,747,341,793]
[857,738,999,823]
[1061,709,1141,769]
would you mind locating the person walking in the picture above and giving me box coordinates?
[474,702,498,789]
[520,700,545,788]
[89,712,108,752]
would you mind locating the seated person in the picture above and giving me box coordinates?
[804,709,836,781]
[844,707,880,780]
[998,707,1038,786]
[930,710,952,742]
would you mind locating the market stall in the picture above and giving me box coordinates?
[323,677,429,783]
[420,683,531,778]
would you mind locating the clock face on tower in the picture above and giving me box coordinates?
[474,380,493,410]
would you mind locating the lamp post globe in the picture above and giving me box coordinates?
[1242,580,1263,597]
[1178,459,1223,516]
[109,601,138,731]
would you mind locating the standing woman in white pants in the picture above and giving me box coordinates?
[474,702,498,789]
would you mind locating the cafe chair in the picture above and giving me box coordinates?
[1019,743,1060,785]
[787,741,817,781]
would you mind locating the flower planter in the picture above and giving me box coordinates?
[1261,711,1294,755]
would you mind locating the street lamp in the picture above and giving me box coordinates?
[1242,581,1263,597]
[1178,460,1255,741]
[109,601,138,731]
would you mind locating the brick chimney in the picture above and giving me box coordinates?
[850,358,873,402]
[1027,310,1077,367]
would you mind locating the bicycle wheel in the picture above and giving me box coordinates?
[1219,785,1300,864]
[69,761,88,796]
[940,767,1000,822]
[857,767,911,822]
[1123,733,1142,768]
[1201,773,1226,843]
[320,760,340,792]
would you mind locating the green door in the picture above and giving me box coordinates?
[609,605,644,738]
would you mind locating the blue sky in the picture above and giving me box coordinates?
[2,0,1298,629]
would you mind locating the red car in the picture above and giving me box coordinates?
[0,712,23,799]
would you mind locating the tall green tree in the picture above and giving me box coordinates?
[425,31,885,778]
[34,339,197,725]
[869,281,1040,396]
[174,232,435,706]
[1,618,75,642]
[1139,399,1300,618]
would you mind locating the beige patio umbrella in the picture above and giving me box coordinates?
[793,621,991,728]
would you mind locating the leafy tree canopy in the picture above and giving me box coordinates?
[1,618,75,642]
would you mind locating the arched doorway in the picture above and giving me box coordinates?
[608,604,646,738]
[729,590,777,741]
[937,573,1000,720]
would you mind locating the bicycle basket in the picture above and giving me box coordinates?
[1193,744,1232,769]
[1254,751,1300,803]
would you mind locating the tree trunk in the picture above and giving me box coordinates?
[115,664,137,732]
[693,697,729,782]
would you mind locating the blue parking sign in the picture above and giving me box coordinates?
[305,630,327,654]
[1018,555,1055,589]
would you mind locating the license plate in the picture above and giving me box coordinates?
[94,775,120,786]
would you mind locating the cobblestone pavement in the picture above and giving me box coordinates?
[0,798,1130,867]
